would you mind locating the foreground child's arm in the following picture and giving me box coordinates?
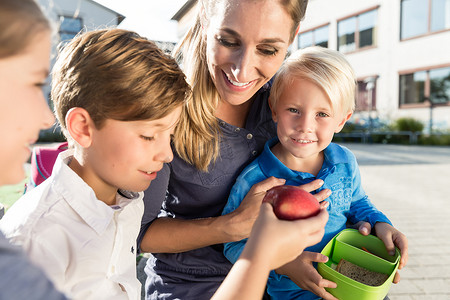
[212,203,329,300]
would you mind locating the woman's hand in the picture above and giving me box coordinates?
[275,251,338,300]
[226,178,331,242]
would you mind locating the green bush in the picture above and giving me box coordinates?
[418,134,450,146]
[393,117,424,133]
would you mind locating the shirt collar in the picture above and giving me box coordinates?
[259,138,348,181]
[51,149,141,235]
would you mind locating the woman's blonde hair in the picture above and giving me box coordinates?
[0,0,50,58]
[52,29,190,141]
[173,0,309,171]
[270,46,356,116]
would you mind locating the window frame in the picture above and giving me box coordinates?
[399,63,450,108]
[337,6,379,54]
[58,15,83,43]
[297,23,330,49]
[400,0,450,41]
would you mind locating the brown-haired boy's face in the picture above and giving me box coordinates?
[80,106,182,200]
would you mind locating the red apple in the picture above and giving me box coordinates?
[262,185,320,220]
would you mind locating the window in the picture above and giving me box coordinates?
[338,8,378,53]
[298,25,329,49]
[430,67,450,104]
[356,78,377,112]
[401,0,450,40]
[399,66,450,106]
[59,16,82,43]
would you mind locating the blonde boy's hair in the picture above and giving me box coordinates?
[0,0,50,58]
[173,0,309,171]
[51,29,190,140]
[270,46,356,115]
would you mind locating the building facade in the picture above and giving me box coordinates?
[172,0,450,132]
[36,0,124,138]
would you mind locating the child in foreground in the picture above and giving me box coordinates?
[0,28,189,299]
[0,0,66,298]
[222,47,408,299]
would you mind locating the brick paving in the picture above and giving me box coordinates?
[342,143,450,300]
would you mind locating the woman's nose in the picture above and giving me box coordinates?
[231,47,256,83]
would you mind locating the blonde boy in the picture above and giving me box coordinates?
[0,29,189,300]
[223,47,407,299]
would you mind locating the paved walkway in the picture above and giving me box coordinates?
[341,143,450,300]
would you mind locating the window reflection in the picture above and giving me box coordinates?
[401,0,450,39]
[359,10,377,48]
[298,25,329,49]
[338,17,356,52]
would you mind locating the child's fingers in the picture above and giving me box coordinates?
[393,271,401,284]
[380,233,396,256]
[297,179,324,192]
[299,251,329,264]
[395,235,409,269]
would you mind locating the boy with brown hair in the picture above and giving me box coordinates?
[0,28,189,300]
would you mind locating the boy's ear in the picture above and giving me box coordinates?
[65,107,95,148]
[268,97,278,123]
[335,111,353,133]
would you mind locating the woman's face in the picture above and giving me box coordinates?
[205,0,294,106]
[0,31,54,185]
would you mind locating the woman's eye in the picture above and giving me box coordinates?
[218,38,238,47]
[258,47,278,56]
[140,135,154,141]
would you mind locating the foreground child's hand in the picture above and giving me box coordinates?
[249,202,329,270]
[374,222,408,283]
[275,251,338,300]
[213,203,329,300]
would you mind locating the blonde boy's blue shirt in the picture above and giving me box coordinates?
[222,138,391,299]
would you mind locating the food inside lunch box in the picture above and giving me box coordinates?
[335,259,389,287]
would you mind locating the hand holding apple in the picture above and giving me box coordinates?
[262,185,321,220]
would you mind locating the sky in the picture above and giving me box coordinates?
[95,0,187,42]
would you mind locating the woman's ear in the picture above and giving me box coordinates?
[65,107,94,148]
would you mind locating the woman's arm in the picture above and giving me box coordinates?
[140,179,330,253]
[212,203,329,300]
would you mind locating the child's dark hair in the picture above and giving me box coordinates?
[51,28,190,139]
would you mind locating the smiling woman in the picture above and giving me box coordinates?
[137,1,336,299]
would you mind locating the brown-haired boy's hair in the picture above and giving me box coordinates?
[51,28,190,140]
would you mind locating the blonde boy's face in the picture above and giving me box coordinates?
[271,78,351,167]
[0,31,54,185]
[83,106,182,196]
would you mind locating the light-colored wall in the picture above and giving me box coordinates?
[295,0,450,130]
[176,3,198,40]
[36,0,123,112]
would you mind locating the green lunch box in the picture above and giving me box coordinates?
[317,229,401,300]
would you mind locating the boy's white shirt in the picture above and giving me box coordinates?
[0,149,144,300]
